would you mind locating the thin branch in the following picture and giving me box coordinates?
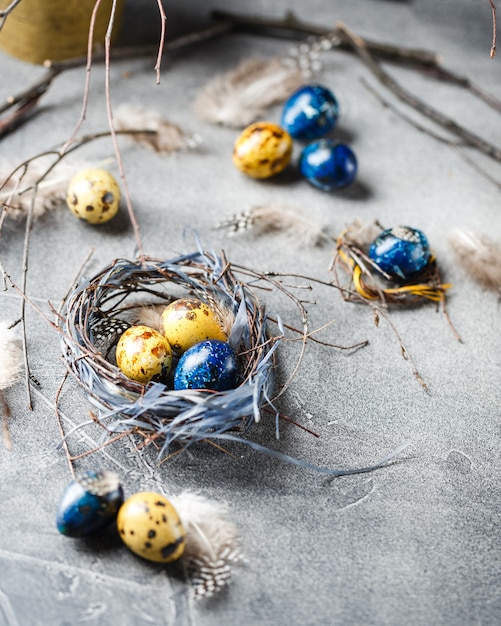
[337,21,501,163]
[0,0,22,31]
[0,21,232,139]
[154,0,167,84]
[211,9,440,67]
[490,0,497,58]
[103,0,144,259]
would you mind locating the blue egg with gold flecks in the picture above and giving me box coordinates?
[174,339,239,391]
[281,84,339,140]
[299,139,357,191]
[369,226,431,280]
[56,470,124,537]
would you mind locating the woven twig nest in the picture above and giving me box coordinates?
[59,248,280,458]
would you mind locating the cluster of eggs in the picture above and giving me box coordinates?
[56,470,186,564]
[232,84,357,191]
[115,297,239,392]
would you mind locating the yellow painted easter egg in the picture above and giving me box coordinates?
[66,168,120,224]
[117,492,186,563]
[116,325,172,384]
[161,298,228,354]
[233,122,293,179]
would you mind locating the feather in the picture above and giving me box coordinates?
[344,218,383,248]
[125,303,166,333]
[215,201,329,247]
[193,57,307,128]
[171,492,244,599]
[0,321,23,391]
[0,161,72,220]
[114,104,201,154]
[449,229,501,291]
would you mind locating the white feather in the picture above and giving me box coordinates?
[193,57,306,128]
[0,161,72,220]
[449,229,501,291]
[171,492,244,599]
[0,322,23,391]
[216,201,329,247]
[344,218,383,248]
[114,104,201,153]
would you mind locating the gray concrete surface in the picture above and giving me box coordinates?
[1,1,500,624]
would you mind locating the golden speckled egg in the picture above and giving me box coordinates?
[233,122,293,179]
[161,298,228,354]
[116,325,172,384]
[117,492,186,563]
[66,168,120,224]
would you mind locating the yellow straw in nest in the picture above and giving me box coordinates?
[0,0,124,64]
[339,247,451,303]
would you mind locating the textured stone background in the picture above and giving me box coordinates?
[0,1,500,624]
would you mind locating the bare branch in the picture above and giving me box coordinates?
[0,0,22,32]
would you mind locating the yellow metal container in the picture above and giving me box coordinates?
[0,0,124,64]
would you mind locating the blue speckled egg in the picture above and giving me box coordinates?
[56,470,124,537]
[369,226,431,280]
[174,340,239,391]
[281,84,339,140]
[299,139,357,191]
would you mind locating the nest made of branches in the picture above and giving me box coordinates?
[331,225,452,307]
[58,248,281,458]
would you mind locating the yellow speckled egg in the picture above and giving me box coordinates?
[66,168,120,224]
[116,325,172,383]
[161,298,228,354]
[117,492,185,563]
[233,122,293,179]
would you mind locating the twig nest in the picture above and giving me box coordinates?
[233,122,293,179]
[59,250,278,455]
[66,168,120,224]
[117,492,186,563]
[281,84,339,140]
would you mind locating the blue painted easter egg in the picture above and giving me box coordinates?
[299,139,357,191]
[369,226,431,280]
[56,470,124,537]
[174,340,239,391]
[281,84,339,140]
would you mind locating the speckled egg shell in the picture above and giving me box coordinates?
[299,139,357,191]
[56,470,124,538]
[369,226,431,280]
[66,168,120,224]
[174,339,239,391]
[161,298,228,354]
[117,492,186,563]
[116,325,172,384]
[233,122,293,179]
[281,84,339,140]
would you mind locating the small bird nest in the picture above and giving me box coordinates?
[331,223,452,306]
[59,248,280,458]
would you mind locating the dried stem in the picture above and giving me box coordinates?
[55,374,75,478]
[490,0,497,58]
[0,0,22,31]
[154,0,167,84]
[211,9,440,67]
[0,21,232,139]
[337,21,501,163]
[103,0,144,259]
